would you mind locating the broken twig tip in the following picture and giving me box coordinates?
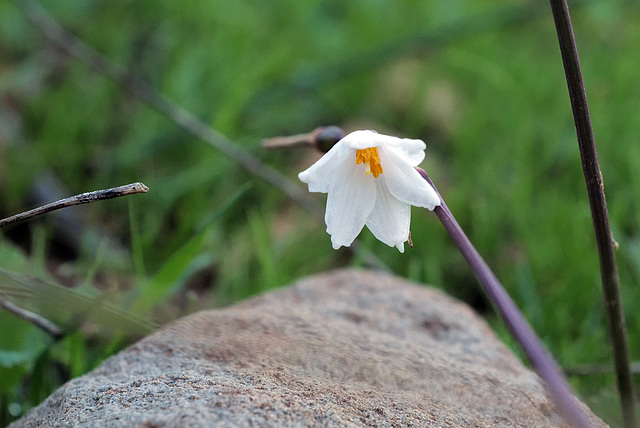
[0,181,151,228]
[129,182,150,194]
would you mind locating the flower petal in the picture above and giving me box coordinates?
[341,130,427,166]
[365,179,411,253]
[339,130,382,150]
[371,133,426,166]
[325,156,377,249]
[381,147,441,210]
[298,140,349,193]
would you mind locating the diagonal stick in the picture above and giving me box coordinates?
[14,0,390,270]
[419,168,593,428]
[14,0,324,222]
[0,296,64,338]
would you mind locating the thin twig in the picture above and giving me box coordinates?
[0,268,157,335]
[0,182,149,228]
[549,1,636,427]
[566,362,640,377]
[14,0,324,222]
[418,168,594,428]
[0,296,64,338]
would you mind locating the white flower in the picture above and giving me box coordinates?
[298,130,441,252]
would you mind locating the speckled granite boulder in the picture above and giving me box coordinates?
[10,269,606,427]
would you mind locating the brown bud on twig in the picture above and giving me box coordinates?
[262,126,345,153]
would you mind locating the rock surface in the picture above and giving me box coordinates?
[11,269,606,427]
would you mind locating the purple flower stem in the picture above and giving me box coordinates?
[550,1,637,427]
[418,168,592,428]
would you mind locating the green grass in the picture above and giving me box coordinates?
[1,0,639,426]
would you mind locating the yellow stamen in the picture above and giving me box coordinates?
[355,147,383,178]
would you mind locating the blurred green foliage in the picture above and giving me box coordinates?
[1,0,639,425]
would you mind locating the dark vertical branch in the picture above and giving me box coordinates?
[549,1,636,427]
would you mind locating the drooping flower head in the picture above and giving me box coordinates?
[298,130,440,252]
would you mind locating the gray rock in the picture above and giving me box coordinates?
[11,269,606,427]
